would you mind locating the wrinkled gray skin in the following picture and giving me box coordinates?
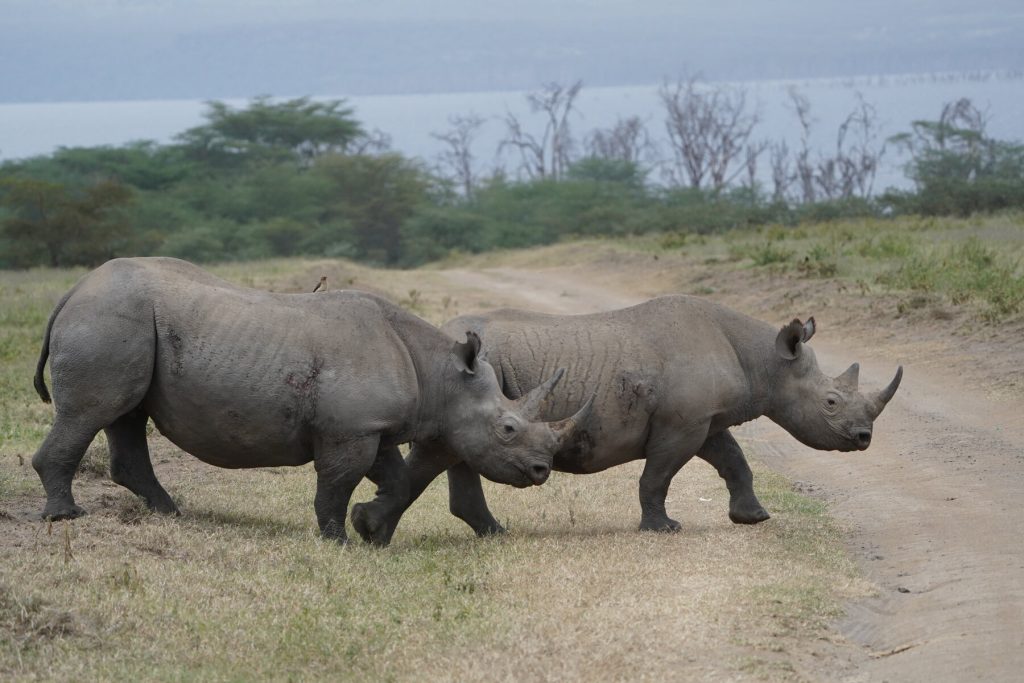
[352,295,902,542]
[30,257,590,543]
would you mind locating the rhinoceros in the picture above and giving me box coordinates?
[30,257,591,543]
[351,295,902,544]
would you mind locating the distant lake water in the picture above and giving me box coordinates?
[2,72,1022,192]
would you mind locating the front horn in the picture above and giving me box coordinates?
[549,393,596,448]
[515,367,565,420]
[870,366,903,416]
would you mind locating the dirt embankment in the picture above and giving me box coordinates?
[439,254,1024,682]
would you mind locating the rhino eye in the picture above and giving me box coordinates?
[503,424,516,434]
[827,398,836,407]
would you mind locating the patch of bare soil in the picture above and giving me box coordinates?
[439,253,1024,682]
[0,440,224,555]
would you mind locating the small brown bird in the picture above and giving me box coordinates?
[312,275,328,293]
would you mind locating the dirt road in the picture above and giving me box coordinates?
[440,265,1024,682]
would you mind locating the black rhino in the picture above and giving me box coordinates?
[352,295,902,543]
[30,258,590,543]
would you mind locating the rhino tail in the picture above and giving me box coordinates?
[34,284,79,404]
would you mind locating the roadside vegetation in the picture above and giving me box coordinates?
[1,81,1022,270]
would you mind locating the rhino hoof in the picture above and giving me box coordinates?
[351,503,392,547]
[42,503,87,521]
[473,521,507,537]
[729,505,771,525]
[639,517,682,533]
[147,497,181,516]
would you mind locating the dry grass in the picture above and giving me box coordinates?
[0,256,869,681]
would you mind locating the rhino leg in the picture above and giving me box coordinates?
[351,441,455,544]
[106,409,179,515]
[447,462,505,537]
[349,445,409,546]
[697,430,770,525]
[638,428,701,532]
[32,416,98,521]
[313,434,380,543]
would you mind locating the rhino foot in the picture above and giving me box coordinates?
[145,495,181,516]
[350,502,394,547]
[472,520,507,537]
[41,502,87,521]
[639,516,682,533]
[729,499,771,525]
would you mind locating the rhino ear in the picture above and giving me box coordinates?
[775,318,807,360]
[452,330,482,375]
[802,316,816,343]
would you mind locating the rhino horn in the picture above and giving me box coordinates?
[549,393,596,448]
[870,366,903,416]
[836,362,860,390]
[515,367,565,420]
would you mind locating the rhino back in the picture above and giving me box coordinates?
[56,258,420,468]
[445,296,766,471]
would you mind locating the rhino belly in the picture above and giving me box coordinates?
[144,352,313,469]
[552,411,651,473]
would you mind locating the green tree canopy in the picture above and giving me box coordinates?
[0,177,133,267]
[177,96,365,168]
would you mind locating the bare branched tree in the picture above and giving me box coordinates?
[786,88,885,202]
[500,80,583,180]
[431,113,486,198]
[788,88,818,203]
[769,140,793,202]
[832,95,885,198]
[742,140,770,190]
[659,76,762,191]
[585,115,654,166]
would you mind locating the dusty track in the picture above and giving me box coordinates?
[440,265,1024,682]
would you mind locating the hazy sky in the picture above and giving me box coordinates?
[2,1,1022,102]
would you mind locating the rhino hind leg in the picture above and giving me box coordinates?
[447,462,505,537]
[32,417,98,520]
[106,409,179,515]
[697,430,770,525]
[313,434,381,543]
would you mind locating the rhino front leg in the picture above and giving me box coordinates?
[106,409,179,515]
[313,435,380,543]
[349,445,409,547]
[447,462,505,537]
[351,441,455,545]
[697,430,770,525]
[638,430,702,532]
[638,419,712,532]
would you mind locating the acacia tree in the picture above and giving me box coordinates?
[659,75,762,191]
[177,96,365,168]
[432,113,485,198]
[890,98,994,184]
[500,80,583,181]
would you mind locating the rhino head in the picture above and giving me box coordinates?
[767,318,902,452]
[440,332,593,487]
